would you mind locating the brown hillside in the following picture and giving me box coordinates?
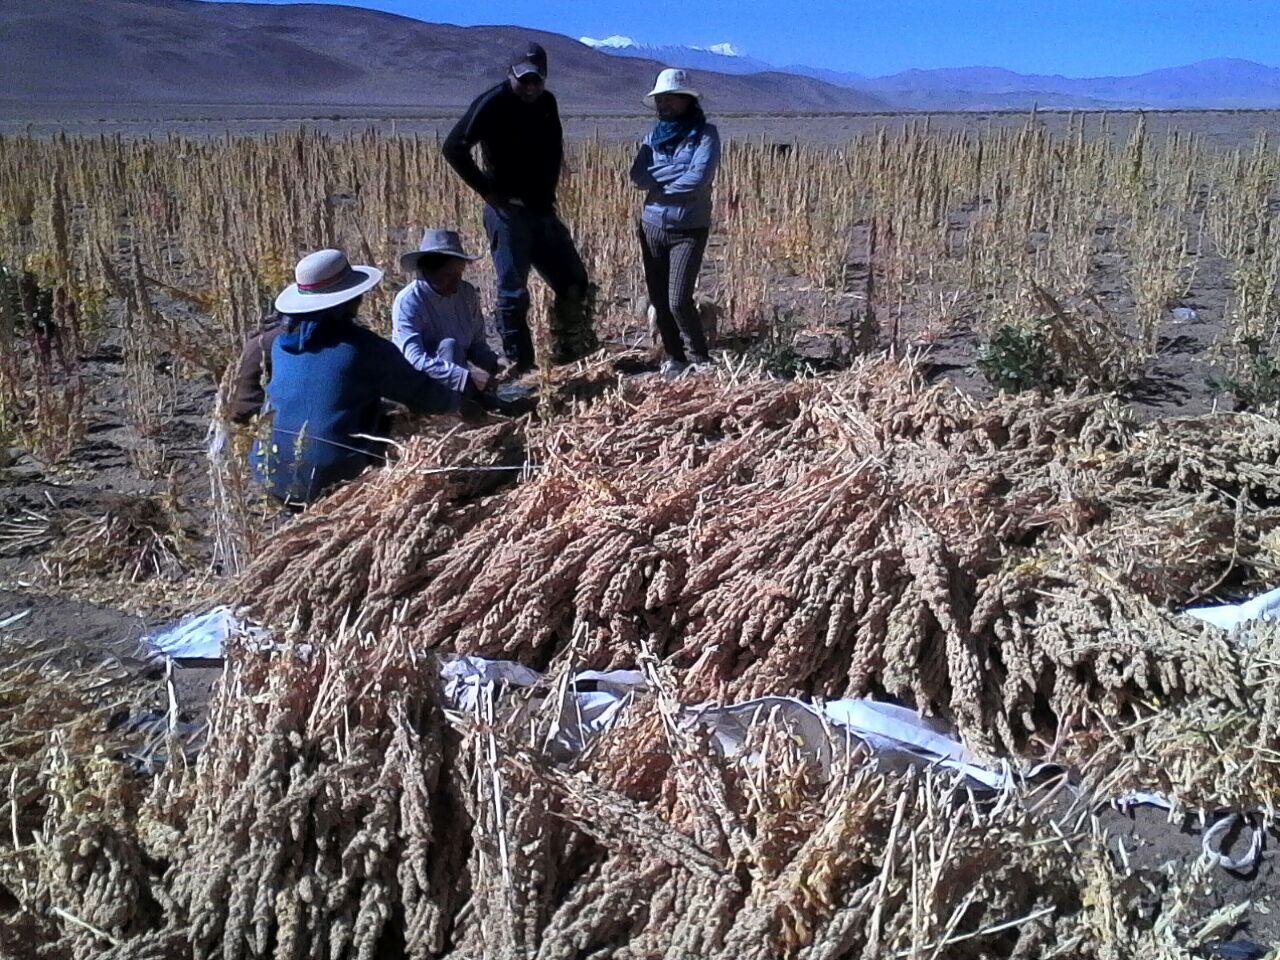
[1,0,890,115]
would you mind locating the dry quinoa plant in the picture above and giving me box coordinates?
[115,619,1257,960]
[3,119,1275,403]
[234,358,1277,775]
[43,493,196,585]
[0,264,85,462]
[5,119,1280,959]
[141,625,457,960]
[1089,620,1280,812]
[0,633,165,958]
[126,615,1082,960]
[7,610,1270,959]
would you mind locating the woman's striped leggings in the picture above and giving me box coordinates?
[638,220,711,363]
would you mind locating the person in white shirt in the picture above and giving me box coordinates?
[392,229,501,400]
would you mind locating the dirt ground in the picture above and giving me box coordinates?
[1103,804,1280,948]
[1015,776,1280,950]
[1,301,219,615]
[0,586,146,654]
[897,218,1241,421]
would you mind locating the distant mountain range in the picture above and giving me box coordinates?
[581,36,1280,110]
[0,0,886,117]
[4,0,1278,118]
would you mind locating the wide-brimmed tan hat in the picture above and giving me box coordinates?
[274,249,382,314]
[399,228,482,274]
[644,68,700,106]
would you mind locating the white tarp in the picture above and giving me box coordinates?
[825,698,1021,789]
[549,669,648,757]
[1184,585,1280,634]
[440,657,648,759]
[140,606,269,660]
[441,655,542,710]
[441,656,1028,792]
[681,696,1026,790]
[444,656,1261,870]
[133,606,1052,792]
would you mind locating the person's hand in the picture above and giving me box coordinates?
[468,365,492,392]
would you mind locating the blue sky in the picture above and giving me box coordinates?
[212,0,1280,76]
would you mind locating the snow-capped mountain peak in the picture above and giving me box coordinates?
[697,42,743,57]
[579,35,769,74]
[581,36,746,59]
[579,35,639,50]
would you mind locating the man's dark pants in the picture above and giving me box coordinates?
[483,203,597,368]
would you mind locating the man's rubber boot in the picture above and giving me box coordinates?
[549,283,599,365]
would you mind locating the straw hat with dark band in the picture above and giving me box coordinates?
[274,249,382,314]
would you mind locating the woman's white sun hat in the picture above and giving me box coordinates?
[274,249,382,315]
[399,228,483,274]
[644,68,701,106]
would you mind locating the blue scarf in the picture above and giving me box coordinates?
[651,103,706,152]
[277,303,354,353]
[278,315,322,352]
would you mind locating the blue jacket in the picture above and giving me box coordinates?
[250,321,454,503]
[629,122,721,230]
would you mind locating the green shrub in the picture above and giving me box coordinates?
[746,308,816,379]
[977,317,1064,393]
[1208,335,1280,409]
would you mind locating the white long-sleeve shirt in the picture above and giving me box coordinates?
[391,279,500,392]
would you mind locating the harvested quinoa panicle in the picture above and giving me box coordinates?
[8,359,1280,959]
[240,359,1278,760]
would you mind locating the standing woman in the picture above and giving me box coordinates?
[630,68,721,376]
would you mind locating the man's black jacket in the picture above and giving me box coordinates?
[443,82,564,215]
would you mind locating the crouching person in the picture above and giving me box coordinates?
[227,312,284,425]
[251,249,455,505]
[393,229,501,405]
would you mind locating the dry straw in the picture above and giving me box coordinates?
[4,360,1280,957]
[4,119,1280,958]
[235,358,1277,776]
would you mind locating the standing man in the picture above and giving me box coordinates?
[443,42,598,373]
